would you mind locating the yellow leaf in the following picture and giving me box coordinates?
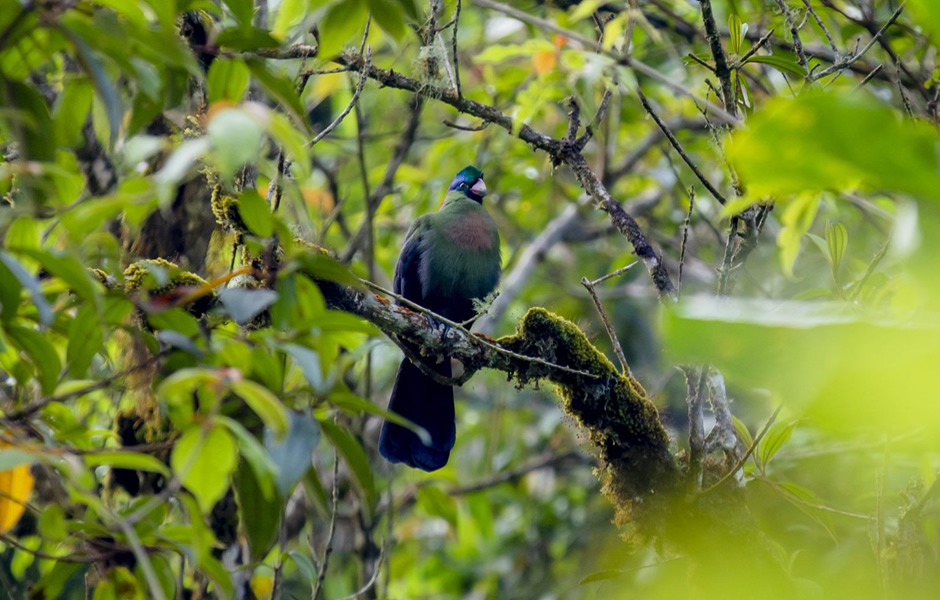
[0,442,35,534]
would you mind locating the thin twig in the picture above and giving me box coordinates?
[310,47,372,147]
[677,187,695,294]
[451,0,462,97]
[441,118,489,131]
[590,261,638,286]
[774,0,810,74]
[849,239,889,301]
[312,452,340,600]
[700,404,783,495]
[575,89,613,150]
[581,276,630,376]
[896,59,914,118]
[854,64,884,90]
[801,0,838,53]
[810,4,904,81]
[636,88,728,205]
[697,0,737,116]
[733,29,775,66]
[117,520,167,600]
[331,546,385,600]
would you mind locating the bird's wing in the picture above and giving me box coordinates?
[393,216,428,303]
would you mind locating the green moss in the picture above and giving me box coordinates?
[88,268,119,289]
[210,185,249,235]
[123,258,215,316]
[497,307,676,527]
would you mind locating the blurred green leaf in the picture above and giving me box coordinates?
[67,304,103,377]
[317,0,367,59]
[757,421,795,468]
[5,325,61,395]
[219,288,278,324]
[236,189,274,237]
[207,108,265,178]
[265,411,319,496]
[416,486,458,531]
[231,379,289,437]
[235,458,282,561]
[321,420,376,513]
[207,57,251,103]
[170,424,238,513]
[745,54,804,77]
[85,451,172,478]
[730,92,940,200]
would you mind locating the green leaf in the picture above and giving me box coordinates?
[84,451,172,478]
[61,26,123,147]
[0,448,38,470]
[67,304,103,378]
[289,551,318,583]
[273,0,309,38]
[292,250,365,290]
[317,0,367,59]
[825,222,848,274]
[731,415,753,449]
[367,0,406,41]
[282,343,324,393]
[218,288,278,324]
[6,325,61,395]
[207,57,251,103]
[236,189,274,237]
[416,486,458,531]
[265,412,319,496]
[0,256,23,322]
[245,59,309,126]
[730,92,940,201]
[217,416,278,500]
[330,390,430,445]
[53,78,94,149]
[170,424,238,513]
[235,458,282,561]
[320,420,376,513]
[231,379,289,437]
[744,54,806,77]
[223,0,254,25]
[2,81,55,162]
[207,108,265,178]
[215,26,282,50]
[15,248,99,306]
[757,421,796,467]
[729,14,745,54]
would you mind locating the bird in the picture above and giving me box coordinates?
[379,166,502,471]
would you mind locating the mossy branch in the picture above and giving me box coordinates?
[320,280,678,516]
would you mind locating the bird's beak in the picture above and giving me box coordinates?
[470,179,487,197]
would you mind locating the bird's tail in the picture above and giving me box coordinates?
[379,356,455,472]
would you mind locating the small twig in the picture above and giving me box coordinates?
[590,261,638,286]
[700,404,783,495]
[312,452,340,600]
[801,0,838,53]
[360,279,601,379]
[117,520,167,600]
[564,96,581,143]
[896,59,914,118]
[849,239,889,301]
[581,276,630,376]
[774,0,810,75]
[441,118,489,131]
[733,29,775,67]
[575,89,613,150]
[637,88,728,205]
[331,546,385,600]
[310,46,372,147]
[0,533,107,563]
[697,0,737,116]
[390,334,470,386]
[854,64,884,90]
[686,53,716,73]
[451,0,462,97]
[810,4,904,81]
[677,187,694,294]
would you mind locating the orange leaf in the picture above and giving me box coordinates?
[533,50,557,75]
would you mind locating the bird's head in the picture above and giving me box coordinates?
[448,166,487,203]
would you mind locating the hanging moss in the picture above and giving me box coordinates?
[497,307,677,527]
[210,185,249,236]
[123,258,216,317]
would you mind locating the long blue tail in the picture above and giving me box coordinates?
[379,357,455,472]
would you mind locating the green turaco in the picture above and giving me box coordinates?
[379,166,501,471]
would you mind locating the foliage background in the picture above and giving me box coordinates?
[1,0,939,598]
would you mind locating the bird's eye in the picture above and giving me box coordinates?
[459,182,468,190]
